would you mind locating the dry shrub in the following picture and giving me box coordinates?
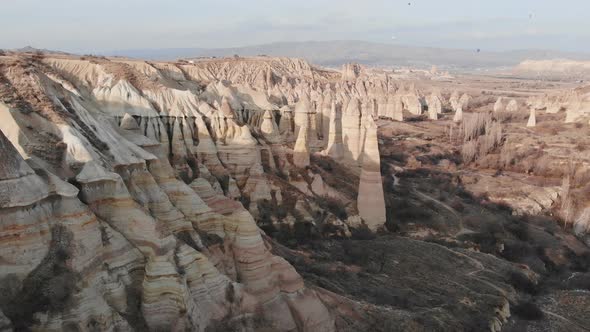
[575,142,586,151]
[462,112,492,142]
[574,168,590,187]
[533,154,551,175]
[536,121,563,136]
[493,111,513,123]
[458,112,504,163]
[461,140,478,163]
[468,96,495,110]
[499,144,530,170]
[479,121,503,156]
[563,157,590,189]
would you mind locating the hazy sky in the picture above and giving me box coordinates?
[2,0,590,53]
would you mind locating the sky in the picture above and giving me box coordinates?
[2,0,590,53]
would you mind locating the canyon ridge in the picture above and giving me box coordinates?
[0,48,589,332]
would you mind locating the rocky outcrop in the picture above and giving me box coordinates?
[527,108,536,127]
[293,121,311,168]
[391,94,404,121]
[0,130,142,331]
[403,94,423,115]
[537,85,590,123]
[450,91,461,111]
[453,107,464,123]
[242,162,273,211]
[293,94,318,145]
[4,51,570,332]
[357,116,386,230]
[120,112,140,130]
[181,56,331,89]
[574,208,590,236]
[260,110,282,143]
[342,63,362,81]
[462,172,559,216]
[318,92,333,142]
[459,93,471,110]
[0,55,336,331]
[506,99,519,112]
[493,97,504,112]
[342,97,363,164]
[278,105,294,138]
[427,94,441,120]
[323,101,344,160]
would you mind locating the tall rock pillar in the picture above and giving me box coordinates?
[357,116,386,230]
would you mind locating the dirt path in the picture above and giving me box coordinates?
[412,189,475,236]
[542,311,590,332]
[413,189,459,218]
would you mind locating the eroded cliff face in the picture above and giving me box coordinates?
[521,84,590,124]
[0,51,451,330]
[0,54,342,331]
[3,53,558,331]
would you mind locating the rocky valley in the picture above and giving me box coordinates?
[0,49,589,332]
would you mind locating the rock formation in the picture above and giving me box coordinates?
[3,50,583,332]
[392,94,404,121]
[403,94,423,115]
[278,105,294,138]
[453,107,464,123]
[293,94,316,141]
[357,116,386,230]
[120,112,139,129]
[293,120,311,168]
[506,99,519,112]
[342,63,363,81]
[342,97,363,164]
[0,54,336,332]
[324,101,345,160]
[574,208,590,236]
[319,92,333,142]
[527,108,537,127]
[459,93,471,110]
[493,97,504,112]
[260,110,282,143]
[427,94,442,120]
[450,91,461,111]
[431,88,444,113]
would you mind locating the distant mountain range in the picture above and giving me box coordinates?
[103,40,590,71]
[6,41,590,72]
[10,46,71,55]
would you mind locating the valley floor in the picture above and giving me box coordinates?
[264,111,590,331]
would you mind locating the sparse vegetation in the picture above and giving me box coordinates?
[456,112,504,163]
[512,301,544,320]
[509,271,538,295]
